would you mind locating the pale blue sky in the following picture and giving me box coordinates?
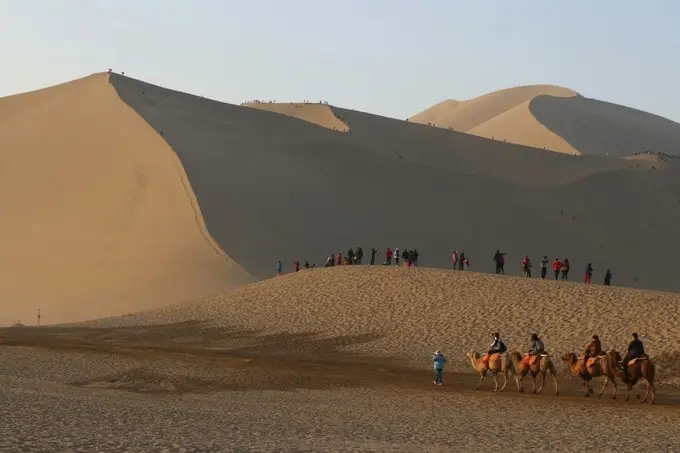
[1,0,678,120]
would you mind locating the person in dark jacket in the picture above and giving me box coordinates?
[355,247,364,265]
[621,333,646,376]
[604,269,612,286]
[581,334,603,377]
[370,248,378,265]
[482,333,507,366]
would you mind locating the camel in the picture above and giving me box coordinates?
[466,351,519,392]
[509,350,559,396]
[561,352,618,398]
[610,350,656,404]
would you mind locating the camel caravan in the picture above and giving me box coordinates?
[465,333,656,404]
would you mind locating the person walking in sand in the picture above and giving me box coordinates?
[336,253,343,266]
[561,259,570,281]
[540,256,549,279]
[370,248,378,265]
[304,260,310,269]
[432,350,447,386]
[294,260,300,272]
[402,249,410,267]
[355,247,363,265]
[394,248,400,266]
[452,250,459,269]
[584,263,593,284]
[604,269,612,286]
[552,257,562,280]
[412,249,419,267]
[275,260,283,276]
[385,248,393,265]
[464,257,470,270]
[458,250,466,271]
[347,248,355,265]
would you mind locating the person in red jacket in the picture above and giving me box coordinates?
[294,260,300,272]
[561,258,571,280]
[552,257,562,280]
[385,248,393,265]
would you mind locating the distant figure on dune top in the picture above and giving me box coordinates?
[304,260,310,269]
[604,269,612,286]
[452,250,459,269]
[294,260,300,272]
[552,257,562,280]
[394,248,400,266]
[336,253,343,266]
[355,247,363,265]
[347,248,355,265]
[584,263,593,284]
[521,254,532,278]
[275,260,283,276]
[492,249,505,274]
[561,259,571,280]
[540,256,549,279]
[384,248,393,265]
[370,248,378,265]
[458,250,466,271]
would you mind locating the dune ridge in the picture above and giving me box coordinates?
[0,73,251,326]
[411,85,680,157]
[243,102,349,131]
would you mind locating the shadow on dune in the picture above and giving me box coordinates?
[108,74,680,292]
[530,95,680,157]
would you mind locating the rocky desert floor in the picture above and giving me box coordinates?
[2,322,680,453]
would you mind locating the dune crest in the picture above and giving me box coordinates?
[0,73,251,325]
[410,85,577,132]
[243,102,349,131]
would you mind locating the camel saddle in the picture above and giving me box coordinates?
[523,353,548,366]
[627,356,648,366]
[487,352,505,368]
[580,354,606,368]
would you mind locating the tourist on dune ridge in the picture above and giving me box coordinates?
[540,256,549,279]
[552,257,562,280]
[584,263,593,284]
[275,260,283,276]
[604,268,612,286]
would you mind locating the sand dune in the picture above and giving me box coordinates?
[84,266,680,388]
[411,85,680,157]
[0,74,251,326]
[410,85,577,132]
[243,102,349,131]
[109,74,680,294]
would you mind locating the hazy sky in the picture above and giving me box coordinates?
[1,0,678,121]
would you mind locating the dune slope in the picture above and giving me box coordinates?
[88,266,680,387]
[0,74,251,325]
[243,102,349,131]
[411,85,680,156]
[110,74,680,292]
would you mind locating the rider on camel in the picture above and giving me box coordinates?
[523,333,545,366]
[580,334,603,377]
[482,333,507,366]
[621,333,646,376]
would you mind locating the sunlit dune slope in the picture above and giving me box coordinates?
[243,102,349,131]
[411,85,680,157]
[0,73,252,325]
[87,266,680,387]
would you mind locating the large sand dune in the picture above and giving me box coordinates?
[109,74,680,293]
[0,74,251,326]
[410,85,680,156]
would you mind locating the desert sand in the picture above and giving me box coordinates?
[0,74,252,326]
[2,73,680,451]
[243,102,350,131]
[410,85,680,156]
[2,266,680,451]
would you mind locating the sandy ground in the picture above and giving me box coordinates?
[74,267,680,388]
[410,84,680,156]
[0,74,251,325]
[243,102,349,131]
[2,317,680,452]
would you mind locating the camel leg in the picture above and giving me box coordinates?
[597,377,608,397]
[499,373,508,392]
[492,374,499,392]
[517,374,525,393]
[611,376,617,399]
[584,379,591,397]
[531,375,538,394]
[515,375,522,392]
[475,373,484,391]
[625,385,632,402]
[552,372,559,396]
[536,373,545,395]
[649,381,656,405]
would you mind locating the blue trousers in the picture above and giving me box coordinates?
[434,368,443,384]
